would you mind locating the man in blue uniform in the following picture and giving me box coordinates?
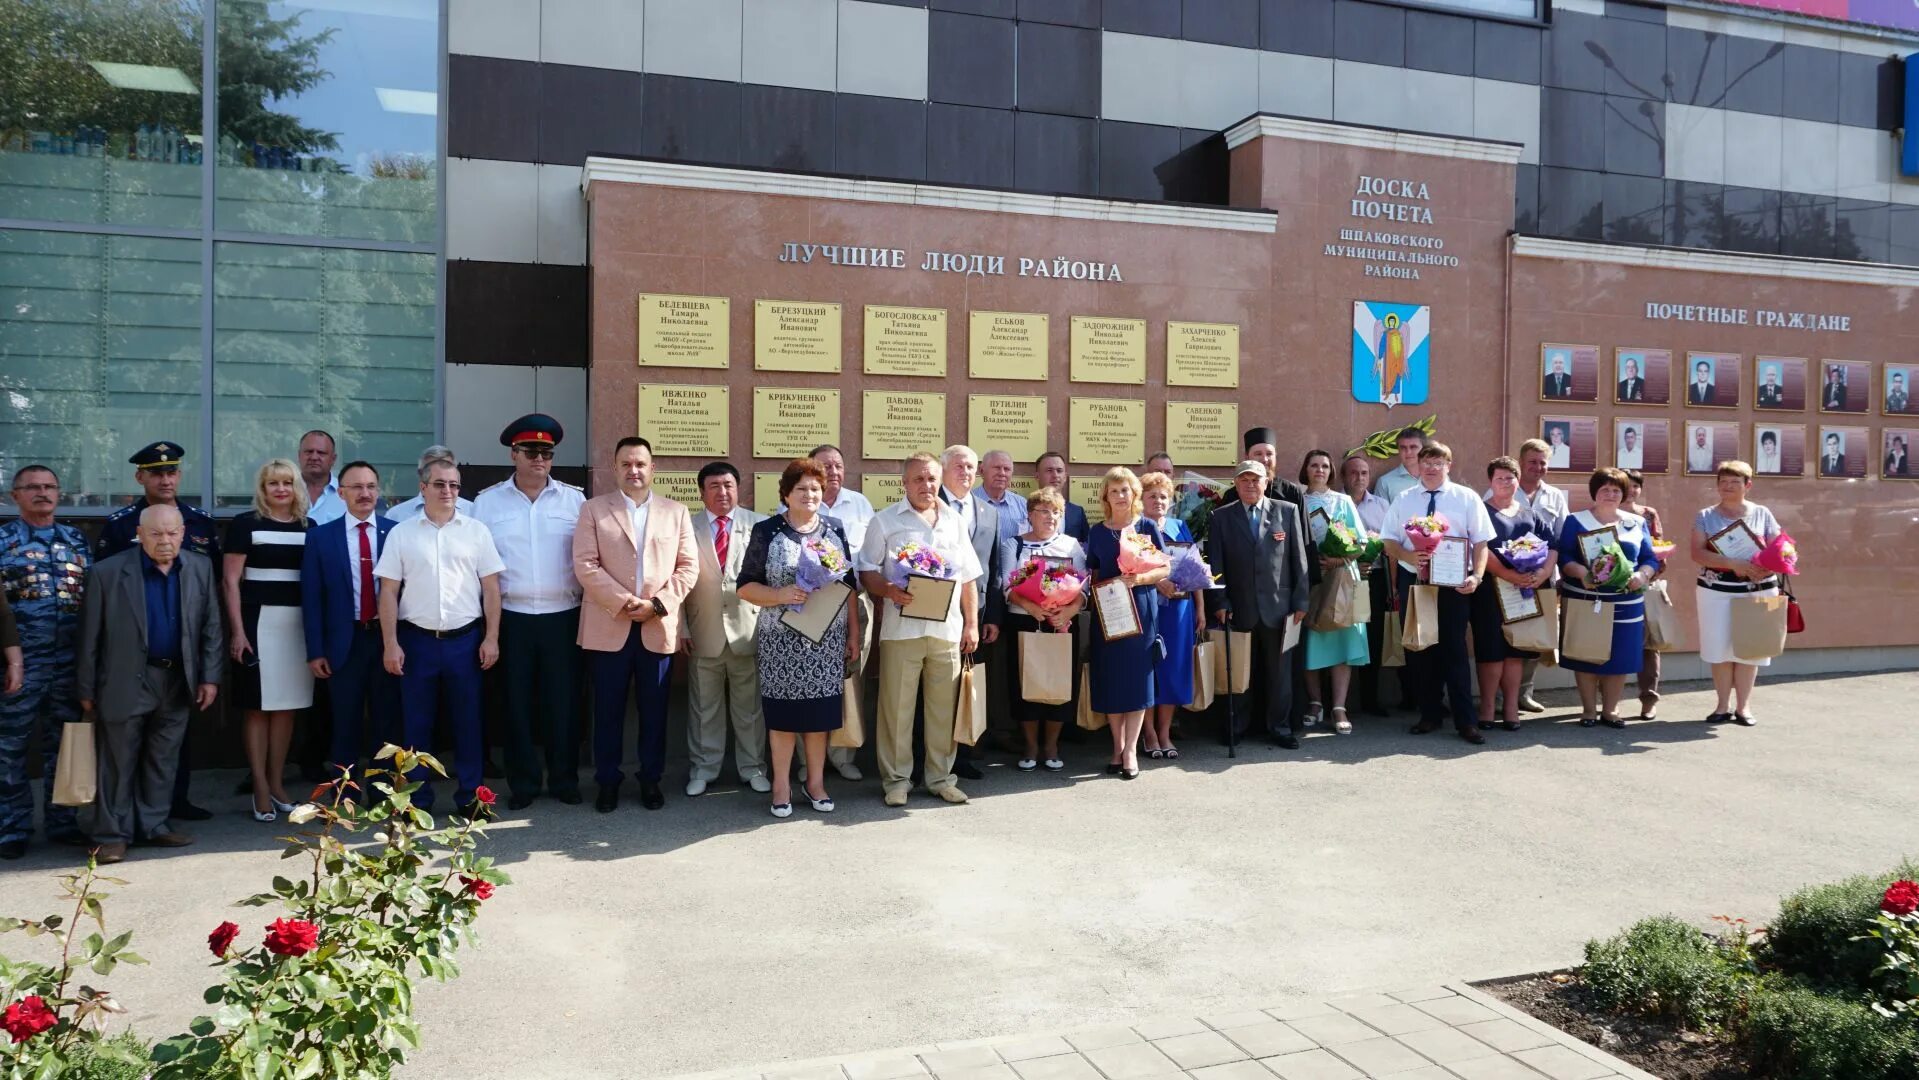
[93,442,219,821]
[0,465,89,858]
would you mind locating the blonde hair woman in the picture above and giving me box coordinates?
[1084,466,1171,780]
[222,458,313,821]
[1138,470,1201,760]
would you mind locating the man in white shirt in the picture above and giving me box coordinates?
[681,461,769,797]
[858,452,981,807]
[1380,442,1493,745]
[1484,439,1567,714]
[1687,426,1716,474]
[975,450,1028,544]
[811,444,875,780]
[471,414,584,811]
[387,445,475,522]
[1617,426,1643,470]
[1371,426,1427,504]
[299,430,346,525]
[375,458,505,813]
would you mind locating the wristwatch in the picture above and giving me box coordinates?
[649,596,667,618]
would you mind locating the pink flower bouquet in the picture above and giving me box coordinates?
[1007,558,1089,612]
[1753,531,1799,576]
[1402,513,1449,552]
[1116,530,1169,574]
[884,540,953,589]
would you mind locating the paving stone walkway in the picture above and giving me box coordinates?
[668,984,1655,1080]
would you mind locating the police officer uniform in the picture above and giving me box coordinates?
[0,517,88,853]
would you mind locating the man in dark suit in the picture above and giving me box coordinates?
[1688,360,1716,405]
[75,505,224,863]
[1756,365,1785,408]
[1034,451,1088,542]
[1542,355,1573,398]
[1204,461,1309,749]
[301,460,400,780]
[1617,357,1645,402]
[1242,427,1310,729]
[1820,432,1846,476]
[1822,365,1848,410]
[940,446,1001,778]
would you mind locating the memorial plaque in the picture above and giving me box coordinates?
[754,299,842,372]
[637,293,729,369]
[637,384,728,456]
[1164,400,1239,467]
[969,310,1049,380]
[1069,396,1145,465]
[1166,321,1240,387]
[754,472,784,515]
[862,390,947,459]
[967,394,1049,464]
[863,473,904,507]
[863,305,947,377]
[753,387,840,457]
[1070,475,1107,509]
[1069,315,1147,384]
[650,471,701,504]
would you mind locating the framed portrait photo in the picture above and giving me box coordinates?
[1614,348,1671,406]
[1816,360,1870,414]
[1540,343,1600,403]
[1751,423,1805,478]
[1682,352,1742,409]
[1681,420,1740,475]
[1880,427,1916,480]
[1613,417,1668,474]
[1883,363,1917,417]
[1815,424,1868,479]
[1539,414,1599,473]
[1753,355,1806,411]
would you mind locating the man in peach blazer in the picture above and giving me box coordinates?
[574,436,699,812]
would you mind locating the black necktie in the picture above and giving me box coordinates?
[1426,489,1438,516]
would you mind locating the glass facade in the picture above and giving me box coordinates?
[0,0,440,512]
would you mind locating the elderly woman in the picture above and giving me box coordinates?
[1139,470,1201,759]
[1556,467,1660,728]
[1620,470,1666,720]
[996,486,1087,772]
[1084,467,1170,780]
[1472,456,1556,732]
[222,458,312,822]
[1298,449,1370,734]
[1688,460,1782,726]
[736,458,861,818]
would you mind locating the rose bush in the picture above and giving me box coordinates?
[0,862,147,1078]
[1857,880,1919,1021]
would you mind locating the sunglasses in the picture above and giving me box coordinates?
[515,447,555,460]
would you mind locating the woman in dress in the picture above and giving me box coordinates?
[1688,461,1783,726]
[1139,471,1200,760]
[1084,467,1170,780]
[1620,470,1666,721]
[1555,467,1660,728]
[222,458,312,822]
[736,458,861,818]
[996,486,1086,772]
[1472,456,1556,732]
[1297,450,1370,735]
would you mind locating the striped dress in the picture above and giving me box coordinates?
[227,512,313,711]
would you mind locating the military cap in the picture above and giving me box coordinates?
[500,413,564,448]
[129,441,185,471]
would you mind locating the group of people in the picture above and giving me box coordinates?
[0,419,1792,855]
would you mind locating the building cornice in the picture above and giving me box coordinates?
[1221,114,1524,164]
[1513,235,1919,288]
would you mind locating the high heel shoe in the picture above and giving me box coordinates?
[251,806,276,823]
[270,796,297,814]
[1105,762,1121,775]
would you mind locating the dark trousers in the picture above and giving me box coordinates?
[86,665,189,845]
[327,623,399,776]
[397,623,483,806]
[300,673,333,773]
[1355,567,1387,710]
[1397,567,1475,731]
[502,609,582,798]
[590,624,671,788]
[1226,622,1296,739]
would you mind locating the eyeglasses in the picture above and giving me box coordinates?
[516,448,555,460]
[12,483,58,494]
[428,480,461,492]
[341,484,380,494]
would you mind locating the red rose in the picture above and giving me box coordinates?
[1,996,57,1044]
[262,918,320,957]
[207,920,240,956]
[460,875,494,901]
[474,785,496,807]
[1883,879,1919,917]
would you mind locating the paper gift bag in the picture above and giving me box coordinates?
[1380,613,1406,667]
[1561,594,1615,664]
[1729,594,1790,660]
[1307,570,1358,632]
[1185,640,1218,712]
[51,722,96,807]
[1076,665,1105,730]
[1402,584,1441,651]
[1643,580,1682,652]
[1349,570,1372,626]
[1502,589,1559,653]
[830,676,865,749]
[1209,629,1253,694]
[1019,630,1074,705]
[954,658,988,747]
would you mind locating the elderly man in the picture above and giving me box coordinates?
[975,450,1027,544]
[811,444,875,781]
[387,445,475,523]
[301,460,399,778]
[1371,427,1428,504]
[1034,451,1089,542]
[683,461,769,795]
[0,466,90,857]
[1242,427,1309,727]
[1485,439,1567,715]
[299,430,347,525]
[859,452,982,807]
[939,445,1001,779]
[1205,461,1309,747]
[77,505,223,864]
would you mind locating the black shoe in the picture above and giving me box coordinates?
[1707,712,1731,724]
[1733,713,1756,727]
[483,758,506,780]
[552,790,583,806]
[640,782,665,810]
[1601,716,1627,729]
[48,833,87,847]
[595,787,619,813]
[1409,720,1442,735]
[0,840,24,860]
[508,793,536,811]
[1458,727,1486,745]
[1106,762,1122,775]
[1271,734,1300,750]
[171,802,213,822]
[954,761,983,780]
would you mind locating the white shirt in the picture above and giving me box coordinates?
[389,493,474,522]
[1372,463,1419,504]
[975,485,1028,543]
[1380,480,1495,573]
[1487,479,1570,538]
[858,498,983,643]
[308,474,345,525]
[623,491,653,594]
[341,510,382,618]
[373,512,505,631]
[472,477,584,614]
[1757,446,1782,474]
[1687,437,1715,474]
[1547,443,1570,469]
[1351,491,1390,536]
[821,486,875,554]
[1617,443,1643,470]
[941,486,976,538]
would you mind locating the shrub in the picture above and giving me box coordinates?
[1743,979,1919,1080]
[66,1033,153,1080]
[0,862,148,1079]
[1767,862,1919,991]
[1582,915,1743,1028]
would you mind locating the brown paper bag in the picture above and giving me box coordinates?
[1307,570,1358,632]
[1502,588,1559,653]
[1380,614,1405,667]
[1402,584,1440,651]
[1209,629,1253,694]
[1729,594,1789,660]
[1185,640,1217,712]
[830,676,865,749]
[51,722,96,807]
[1561,593,1615,664]
[1076,665,1105,730]
[1349,570,1372,626]
[1643,580,1681,652]
[954,658,988,746]
[1019,630,1073,705]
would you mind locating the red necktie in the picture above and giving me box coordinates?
[356,521,376,622]
[713,514,729,565]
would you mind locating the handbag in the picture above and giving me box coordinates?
[954,656,988,747]
[1209,629,1253,694]
[1401,584,1440,652]
[1186,640,1218,713]
[1018,630,1073,705]
[1783,579,1805,634]
[830,676,865,749]
[51,722,96,807]
[1076,665,1105,730]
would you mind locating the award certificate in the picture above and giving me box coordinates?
[1496,579,1542,623]
[1282,615,1302,652]
[779,580,851,644]
[1577,526,1618,567]
[900,573,959,622]
[1707,520,1763,563]
[1307,506,1331,544]
[1092,578,1142,641]
[1428,536,1471,587]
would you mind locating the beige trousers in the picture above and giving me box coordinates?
[824,595,875,767]
[686,650,767,783]
[876,634,961,796]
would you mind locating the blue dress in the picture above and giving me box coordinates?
[1470,501,1545,663]
[1148,516,1196,708]
[1302,491,1370,671]
[1555,509,1661,676]
[1085,518,1165,714]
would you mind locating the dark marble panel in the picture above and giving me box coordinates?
[1889,204,1919,265]
[934,0,1015,14]
[1780,191,1837,259]
[1405,10,1475,77]
[1837,52,1901,130]
[1018,21,1101,116]
[1104,0,1181,36]
[929,11,1016,109]
[1603,95,1663,178]
[1721,184,1781,254]
[1474,19,1541,85]
[1333,1,1405,67]
[1541,10,1605,94]
[541,64,647,164]
[1664,179,1724,249]
[1780,44,1839,124]
[836,94,927,181]
[1166,129,1229,204]
[639,74,741,166]
[1514,162,1539,232]
[1098,120,1180,201]
[1020,0,1101,26]
[447,261,588,367]
[926,104,1016,188]
[448,55,542,163]
[1608,1,1665,22]
[1665,27,1726,107]
[1538,166,1605,240]
[1015,112,1099,195]
[1184,0,1259,47]
[1603,172,1665,244]
[1600,15,1665,100]
[1539,87,1605,171]
[739,85,835,173]
[1262,0,1334,56]
[1835,197,1890,262]
[1723,35,1785,116]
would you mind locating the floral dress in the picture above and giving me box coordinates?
[738,513,858,732]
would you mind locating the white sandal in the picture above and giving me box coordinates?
[1302,702,1324,728]
[770,803,793,818]
[1332,707,1353,735]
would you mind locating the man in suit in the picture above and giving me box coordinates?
[1242,427,1310,729]
[1617,357,1644,402]
[1887,435,1911,477]
[301,460,399,780]
[940,445,1001,780]
[1688,360,1716,405]
[1822,366,1848,410]
[76,505,224,863]
[1887,371,1910,413]
[574,436,699,813]
[1542,354,1573,398]
[1756,365,1785,408]
[1820,432,1846,476]
[1204,461,1309,748]
[1034,451,1088,542]
[682,461,768,796]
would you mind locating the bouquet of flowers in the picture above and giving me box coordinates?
[1753,531,1800,576]
[1648,538,1677,562]
[1116,530,1170,574]
[884,540,954,589]
[1402,513,1449,552]
[790,538,847,610]
[1499,534,1553,597]
[1319,520,1366,559]
[1587,541,1634,591]
[1166,545,1219,594]
[1007,558,1089,612]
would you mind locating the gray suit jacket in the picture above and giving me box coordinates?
[948,490,1004,623]
[684,506,765,659]
[1204,497,1309,630]
[76,549,225,719]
